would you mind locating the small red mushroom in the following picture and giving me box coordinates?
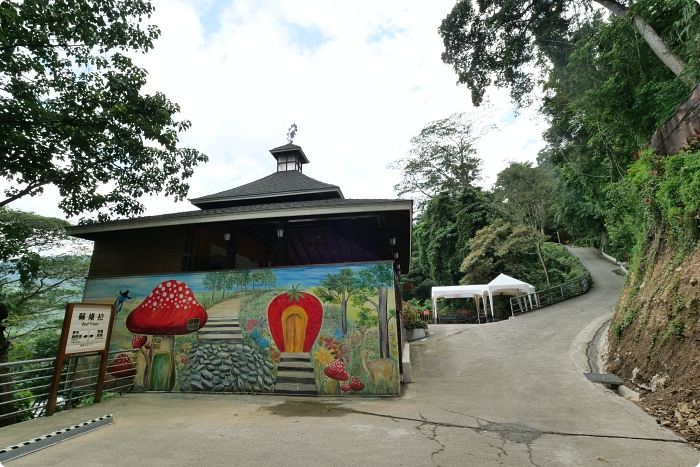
[107,353,136,379]
[126,280,208,335]
[349,376,364,392]
[132,334,147,349]
[340,383,351,392]
[324,359,349,381]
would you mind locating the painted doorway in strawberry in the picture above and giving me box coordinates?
[282,306,307,351]
[268,285,323,353]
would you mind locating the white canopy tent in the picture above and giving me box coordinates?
[431,274,535,323]
[431,285,488,324]
[483,274,535,319]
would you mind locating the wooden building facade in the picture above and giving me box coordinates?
[68,143,412,396]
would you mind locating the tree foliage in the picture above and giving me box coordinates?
[0,209,90,364]
[537,4,694,249]
[439,0,698,108]
[461,219,585,288]
[316,268,360,335]
[411,187,492,290]
[0,0,207,220]
[492,162,556,234]
[388,112,494,211]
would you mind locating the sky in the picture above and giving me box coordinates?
[6,0,547,223]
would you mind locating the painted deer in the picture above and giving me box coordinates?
[346,325,368,348]
[360,349,394,386]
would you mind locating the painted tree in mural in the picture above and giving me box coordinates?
[316,268,360,335]
[354,264,394,358]
[264,270,277,290]
[252,270,268,290]
[202,272,222,303]
[241,271,252,291]
[221,271,237,297]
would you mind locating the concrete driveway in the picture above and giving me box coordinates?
[2,248,698,466]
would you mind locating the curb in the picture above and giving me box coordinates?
[0,414,113,463]
[570,312,613,374]
[570,313,641,401]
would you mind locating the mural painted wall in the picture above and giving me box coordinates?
[83,262,400,396]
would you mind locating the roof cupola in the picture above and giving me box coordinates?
[270,143,309,173]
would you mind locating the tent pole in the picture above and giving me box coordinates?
[433,297,437,325]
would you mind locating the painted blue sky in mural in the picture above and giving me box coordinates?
[83,262,393,301]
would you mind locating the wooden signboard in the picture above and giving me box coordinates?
[46,303,117,416]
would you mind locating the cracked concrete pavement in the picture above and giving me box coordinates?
[2,247,699,466]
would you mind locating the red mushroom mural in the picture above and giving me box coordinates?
[267,284,323,353]
[349,376,365,393]
[323,358,349,394]
[107,354,137,381]
[126,280,207,391]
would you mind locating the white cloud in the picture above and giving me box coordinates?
[4,0,546,222]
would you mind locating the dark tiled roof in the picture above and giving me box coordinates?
[189,170,343,207]
[67,198,412,235]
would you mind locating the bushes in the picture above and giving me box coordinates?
[607,146,700,251]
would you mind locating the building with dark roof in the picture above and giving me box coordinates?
[69,143,412,276]
[69,143,412,396]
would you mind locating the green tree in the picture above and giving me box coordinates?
[439,0,697,108]
[0,209,89,425]
[408,187,492,298]
[387,112,494,211]
[202,272,221,304]
[264,270,277,290]
[241,270,252,291]
[0,0,207,220]
[353,264,394,358]
[537,6,692,249]
[316,268,360,335]
[461,219,549,286]
[492,162,556,234]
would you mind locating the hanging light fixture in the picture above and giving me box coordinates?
[389,237,396,246]
[393,252,399,259]
[224,233,231,242]
[277,226,284,238]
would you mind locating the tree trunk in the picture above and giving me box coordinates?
[536,243,551,286]
[0,304,16,427]
[340,292,348,336]
[595,0,691,84]
[377,287,390,359]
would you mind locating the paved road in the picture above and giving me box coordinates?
[2,248,698,466]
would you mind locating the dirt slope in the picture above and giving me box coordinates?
[606,241,700,447]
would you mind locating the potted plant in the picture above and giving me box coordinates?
[403,316,428,341]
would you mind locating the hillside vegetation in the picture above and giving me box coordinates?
[606,144,700,445]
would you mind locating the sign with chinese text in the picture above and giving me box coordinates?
[47,302,117,416]
[64,304,113,354]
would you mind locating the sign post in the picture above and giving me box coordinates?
[46,303,116,416]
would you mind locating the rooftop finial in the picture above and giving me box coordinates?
[286,123,298,144]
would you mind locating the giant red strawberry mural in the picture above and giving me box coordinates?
[268,284,323,352]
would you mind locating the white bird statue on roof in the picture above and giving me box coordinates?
[287,123,298,144]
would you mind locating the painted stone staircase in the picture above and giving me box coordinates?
[274,352,318,395]
[197,316,244,344]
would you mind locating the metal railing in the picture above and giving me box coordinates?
[509,250,591,317]
[0,349,137,425]
[421,310,489,325]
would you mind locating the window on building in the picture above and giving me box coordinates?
[277,155,301,172]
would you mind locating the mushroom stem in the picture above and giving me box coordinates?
[326,378,340,395]
[138,345,152,391]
